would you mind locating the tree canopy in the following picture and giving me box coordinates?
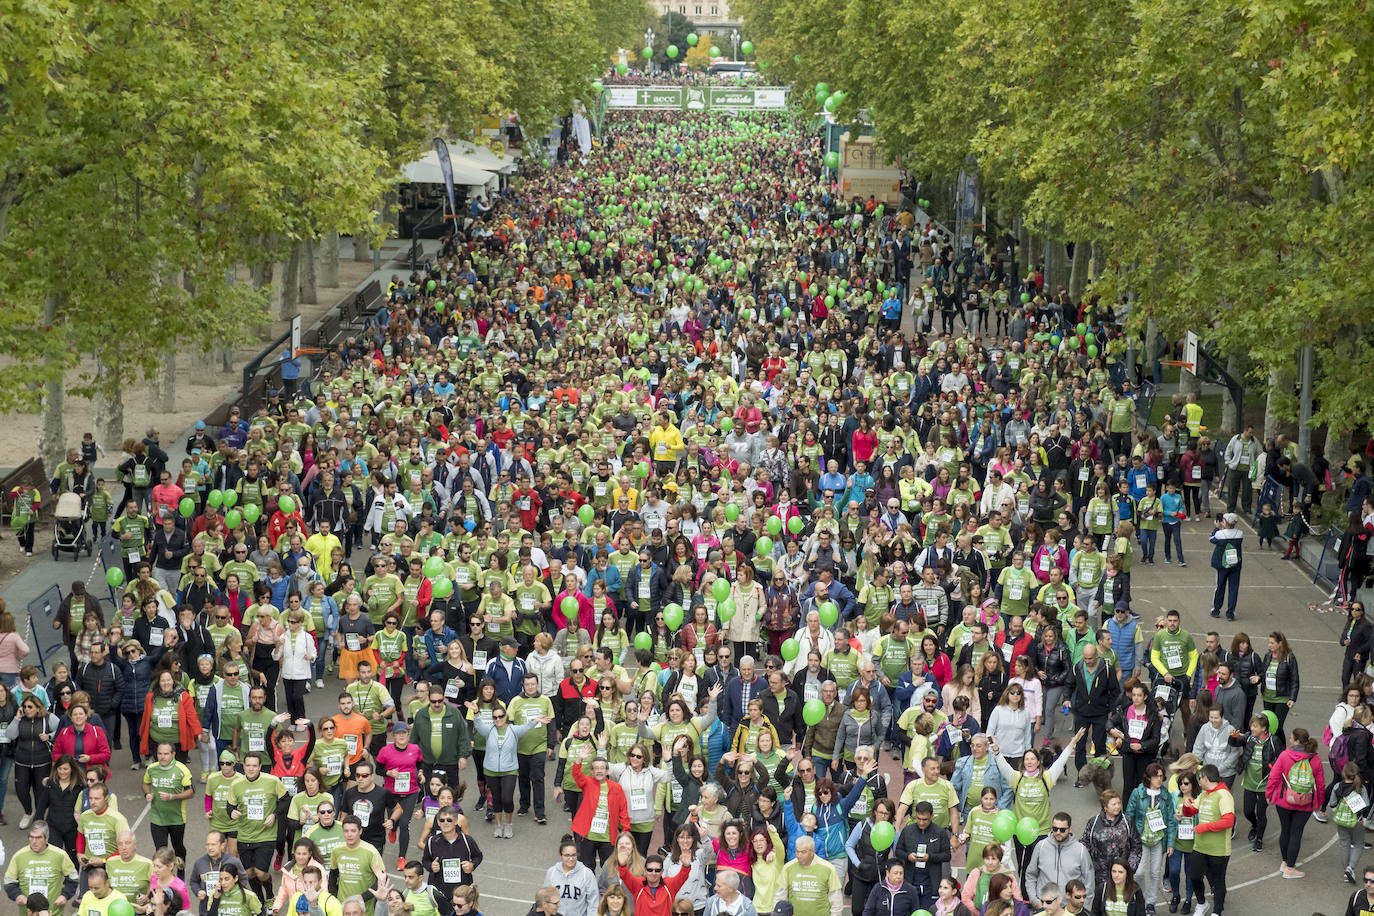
[735,0,1374,437]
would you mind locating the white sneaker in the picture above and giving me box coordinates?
[505,823,514,838]
[315,679,325,688]
[1312,811,1329,824]
[1191,903,1209,916]
[493,822,502,838]
[18,814,32,830]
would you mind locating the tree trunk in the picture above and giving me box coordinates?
[1045,237,1068,293]
[1018,222,1032,280]
[1090,240,1105,281]
[1178,366,1202,401]
[1263,367,1293,443]
[1026,230,1040,278]
[92,352,124,452]
[353,233,369,262]
[1068,240,1090,301]
[219,267,236,373]
[276,244,301,322]
[38,294,67,476]
[150,351,176,413]
[1325,425,1351,471]
[321,232,340,287]
[1220,354,1241,438]
[300,239,318,305]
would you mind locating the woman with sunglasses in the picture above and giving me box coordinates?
[469,696,550,840]
[598,834,646,897]
[7,693,59,828]
[607,739,671,855]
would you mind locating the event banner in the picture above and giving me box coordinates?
[605,86,790,111]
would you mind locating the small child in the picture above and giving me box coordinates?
[81,431,106,466]
[1257,503,1280,548]
[90,478,111,540]
[1282,500,1311,559]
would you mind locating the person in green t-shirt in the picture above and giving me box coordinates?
[507,673,556,819]
[143,742,194,859]
[304,804,345,863]
[229,752,287,902]
[78,784,130,864]
[205,862,261,916]
[777,835,842,916]
[328,818,387,915]
[4,821,77,909]
[233,685,278,761]
[75,867,129,916]
[1192,765,1234,906]
[104,833,152,904]
[345,661,395,755]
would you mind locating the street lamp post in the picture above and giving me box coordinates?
[644,28,655,74]
[730,29,740,60]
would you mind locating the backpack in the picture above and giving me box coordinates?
[1283,756,1316,807]
[1330,732,1353,773]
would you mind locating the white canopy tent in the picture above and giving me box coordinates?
[399,151,496,190]
[448,139,521,173]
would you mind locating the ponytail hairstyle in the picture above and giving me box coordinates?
[1343,761,1364,797]
[1291,727,1318,756]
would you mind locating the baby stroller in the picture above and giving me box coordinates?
[51,491,91,561]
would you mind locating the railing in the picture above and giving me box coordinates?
[25,583,67,676]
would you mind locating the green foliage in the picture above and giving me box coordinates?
[735,0,1374,435]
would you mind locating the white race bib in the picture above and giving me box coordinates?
[442,859,463,884]
[394,771,411,794]
[1128,719,1145,740]
[1177,820,1194,840]
[1146,808,1165,833]
[1078,469,1090,482]
[346,634,361,651]
[246,799,265,821]
[354,799,372,826]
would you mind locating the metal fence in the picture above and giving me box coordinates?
[1311,532,1342,588]
[25,584,67,676]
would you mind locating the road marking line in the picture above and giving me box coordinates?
[1226,833,1339,889]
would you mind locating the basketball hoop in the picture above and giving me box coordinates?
[1158,360,1193,370]
[293,347,326,356]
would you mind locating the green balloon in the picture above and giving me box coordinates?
[818,601,839,627]
[423,556,445,578]
[561,596,580,617]
[686,32,699,46]
[106,566,125,588]
[717,597,736,622]
[992,810,1017,842]
[1051,334,1062,346]
[1021,292,1031,303]
[663,603,684,631]
[740,40,754,55]
[755,536,773,556]
[241,503,261,525]
[1068,336,1080,348]
[666,45,679,58]
[225,509,242,530]
[724,503,740,522]
[720,416,734,433]
[824,151,839,168]
[712,578,732,602]
[815,82,830,96]
[617,62,628,75]
[578,504,595,525]
[766,516,782,536]
[634,632,653,651]
[1087,344,1099,358]
[802,699,826,726]
[178,497,195,518]
[207,489,224,508]
[1076,322,1089,336]
[781,638,799,661]
[870,821,896,851]
[788,516,805,535]
[709,45,721,57]
[431,576,454,599]
[636,461,652,478]
[1016,816,1041,846]
[221,489,237,508]
[278,495,295,514]
[108,898,136,916]
[642,46,653,59]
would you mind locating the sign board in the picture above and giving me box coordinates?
[838,133,903,204]
[606,85,791,111]
[1184,331,1199,371]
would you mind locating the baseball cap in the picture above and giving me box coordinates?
[393,722,410,733]
[196,421,206,430]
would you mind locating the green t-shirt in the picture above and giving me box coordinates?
[77,808,130,859]
[1153,629,1197,677]
[144,761,193,825]
[207,772,244,833]
[1242,740,1267,792]
[508,696,555,755]
[4,846,75,902]
[212,886,261,916]
[236,707,277,757]
[897,777,958,828]
[1193,787,1234,857]
[311,737,351,786]
[329,841,385,901]
[825,648,859,689]
[347,681,392,735]
[964,806,1000,871]
[1011,770,1055,833]
[876,635,914,681]
[305,822,346,863]
[998,566,1035,617]
[230,774,286,843]
[148,695,182,745]
[780,859,841,916]
[105,855,153,901]
[288,790,332,829]
[77,890,131,916]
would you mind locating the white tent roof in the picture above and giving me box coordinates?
[399,151,495,188]
[450,139,521,173]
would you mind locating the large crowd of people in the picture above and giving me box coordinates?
[0,107,1370,916]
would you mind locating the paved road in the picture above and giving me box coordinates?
[0,517,1360,916]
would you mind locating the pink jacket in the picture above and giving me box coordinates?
[0,631,31,675]
[1032,545,1070,583]
[1265,747,1325,811]
[52,723,112,771]
[553,589,594,634]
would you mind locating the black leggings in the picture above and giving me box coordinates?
[1190,851,1228,913]
[386,791,420,854]
[151,823,187,864]
[577,836,613,872]
[486,774,516,815]
[632,830,653,856]
[1242,789,1268,842]
[50,823,78,862]
[123,711,144,763]
[1276,806,1310,868]
[283,678,310,722]
[15,763,49,816]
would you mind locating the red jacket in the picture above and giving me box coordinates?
[52,723,112,771]
[618,862,691,916]
[139,688,203,756]
[570,762,630,841]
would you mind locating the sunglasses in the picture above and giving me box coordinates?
[321,723,336,730]
[318,809,335,815]
[571,667,584,673]
[1052,826,1070,833]
[438,816,455,823]
[645,867,662,873]
[1040,900,1058,906]
[628,752,643,759]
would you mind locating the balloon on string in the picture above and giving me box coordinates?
[241,503,261,525]
[617,62,628,74]
[431,576,454,599]
[720,416,734,433]
[992,810,1017,842]
[788,516,805,535]
[686,32,699,45]
[221,489,238,508]
[578,504,595,525]
[781,638,799,661]
[561,597,580,618]
[717,598,736,622]
[666,45,679,59]
[634,632,652,651]
[642,46,653,59]
[1087,344,1099,358]
[423,557,445,578]
[712,578,732,602]
[1076,322,1088,336]
[870,821,896,851]
[1050,334,1061,347]
[108,899,136,916]
[824,151,839,169]
[1067,336,1079,348]
[207,489,224,508]
[818,601,839,627]
[663,604,684,631]
[1016,816,1040,846]
[802,699,826,726]
[740,40,754,55]
[178,497,195,518]
[225,509,242,530]
[1021,292,1031,303]
[709,45,721,57]
[766,516,782,536]
[106,566,125,588]
[724,504,740,522]
[592,79,604,93]
[755,536,773,556]
[636,461,652,478]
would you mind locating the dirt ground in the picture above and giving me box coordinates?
[0,258,377,471]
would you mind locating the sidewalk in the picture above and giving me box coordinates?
[1,238,442,674]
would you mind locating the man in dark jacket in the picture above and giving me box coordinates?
[78,641,125,735]
[174,607,216,670]
[151,516,190,595]
[412,692,472,785]
[892,801,950,910]
[760,670,804,746]
[1070,645,1119,770]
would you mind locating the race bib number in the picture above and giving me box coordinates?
[354,799,372,826]
[88,834,107,857]
[446,678,462,699]
[442,859,463,884]
[1177,821,1194,840]
[487,617,501,633]
[346,634,361,651]
[282,777,297,795]
[455,569,471,586]
[1001,644,1013,663]
[157,706,176,729]
[248,736,265,752]
[1078,469,1090,482]
[521,597,535,611]
[1165,648,1183,670]
[246,799,265,820]
[1146,808,1165,833]
[1265,671,1278,693]
[590,811,609,836]
[630,788,650,813]
[804,683,820,702]
[1128,719,1145,740]
[473,651,488,670]
[395,772,411,794]
[324,754,343,776]
[344,734,359,756]
[1094,512,1108,527]
[1224,547,1239,568]
[1039,555,1051,572]
[1008,584,1024,601]
[203,872,220,895]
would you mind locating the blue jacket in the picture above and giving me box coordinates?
[112,646,168,714]
[784,777,865,859]
[1105,617,1141,672]
[951,752,1014,813]
[720,675,767,735]
[483,654,527,704]
[422,625,459,666]
[624,563,669,617]
[582,563,623,599]
[800,580,857,621]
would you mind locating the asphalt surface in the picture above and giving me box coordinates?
[0,516,1359,916]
